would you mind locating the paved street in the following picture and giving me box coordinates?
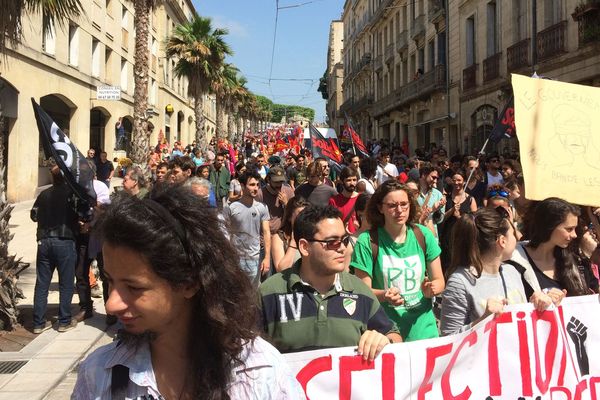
[0,180,122,400]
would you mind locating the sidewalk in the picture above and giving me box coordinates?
[0,179,122,399]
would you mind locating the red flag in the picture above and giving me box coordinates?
[347,124,369,158]
[309,123,342,170]
[274,138,288,153]
[328,138,343,164]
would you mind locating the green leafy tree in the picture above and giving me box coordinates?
[167,15,231,148]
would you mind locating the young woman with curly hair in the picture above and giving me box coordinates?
[72,186,303,399]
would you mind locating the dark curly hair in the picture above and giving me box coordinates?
[366,180,419,229]
[98,185,257,399]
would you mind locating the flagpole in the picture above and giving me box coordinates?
[463,138,490,192]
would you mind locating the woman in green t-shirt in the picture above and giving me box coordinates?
[350,180,445,341]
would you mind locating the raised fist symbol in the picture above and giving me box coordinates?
[567,317,589,376]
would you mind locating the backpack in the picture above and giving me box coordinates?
[369,225,427,269]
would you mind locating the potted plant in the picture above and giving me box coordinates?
[572,0,600,21]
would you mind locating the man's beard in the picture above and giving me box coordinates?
[344,184,356,193]
[116,329,157,348]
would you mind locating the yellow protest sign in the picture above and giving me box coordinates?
[512,74,600,207]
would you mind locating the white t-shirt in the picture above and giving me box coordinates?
[486,171,504,188]
[376,163,399,185]
[358,178,375,194]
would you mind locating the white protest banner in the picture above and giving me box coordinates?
[511,74,600,206]
[284,295,600,399]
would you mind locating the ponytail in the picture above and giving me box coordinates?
[448,208,510,279]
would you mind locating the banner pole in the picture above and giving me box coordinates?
[464,138,490,192]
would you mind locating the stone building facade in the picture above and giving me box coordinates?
[335,0,600,155]
[326,21,345,134]
[0,0,217,202]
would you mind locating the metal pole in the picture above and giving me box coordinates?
[531,0,537,69]
[463,138,490,191]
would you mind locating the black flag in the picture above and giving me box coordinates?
[32,98,96,218]
[489,96,516,143]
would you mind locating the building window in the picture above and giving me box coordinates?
[105,47,113,83]
[121,5,128,29]
[466,16,476,66]
[543,0,561,28]
[487,1,498,56]
[428,40,435,70]
[41,13,56,55]
[121,58,128,92]
[514,0,527,41]
[68,25,79,66]
[437,31,447,66]
[92,39,101,77]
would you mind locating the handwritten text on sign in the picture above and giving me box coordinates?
[284,295,600,399]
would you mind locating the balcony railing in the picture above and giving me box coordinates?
[121,28,129,51]
[483,52,501,82]
[385,43,395,63]
[463,64,477,91]
[411,14,426,40]
[507,38,530,71]
[428,1,445,24]
[372,64,447,117]
[396,30,408,51]
[537,21,567,61]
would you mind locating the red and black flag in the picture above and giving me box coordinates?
[345,123,369,158]
[489,96,516,143]
[309,123,342,170]
[32,98,96,217]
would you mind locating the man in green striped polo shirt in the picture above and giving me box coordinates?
[259,206,402,362]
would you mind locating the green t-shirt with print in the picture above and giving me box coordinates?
[350,224,442,341]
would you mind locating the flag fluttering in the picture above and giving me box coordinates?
[32,98,96,218]
[309,123,343,170]
[489,96,516,143]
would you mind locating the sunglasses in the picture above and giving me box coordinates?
[488,189,509,198]
[490,159,500,163]
[308,235,351,250]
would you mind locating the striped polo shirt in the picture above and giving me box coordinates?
[259,261,398,353]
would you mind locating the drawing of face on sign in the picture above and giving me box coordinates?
[549,104,600,170]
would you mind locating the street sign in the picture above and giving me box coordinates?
[96,86,121,100]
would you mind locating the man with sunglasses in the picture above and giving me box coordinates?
[484,154,504,189]
[259,206,402,360]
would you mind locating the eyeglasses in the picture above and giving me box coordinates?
[430,175,439,180]
[488,189,509,198]
[382,202,410,211]
[490,159,500,163]
[308,235,351,250]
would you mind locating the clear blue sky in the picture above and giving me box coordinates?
[192,0,344,123]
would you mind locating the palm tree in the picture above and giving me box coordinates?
[167,15,231,149]
[229,74,248,142]
[0,0,83,330]
[212,63,239,140]
[129,0,158,165]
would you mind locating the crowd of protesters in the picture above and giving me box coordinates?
[32,132,600,398]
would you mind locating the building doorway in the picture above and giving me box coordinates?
[90,107,110,153]
[0,78,18,192]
